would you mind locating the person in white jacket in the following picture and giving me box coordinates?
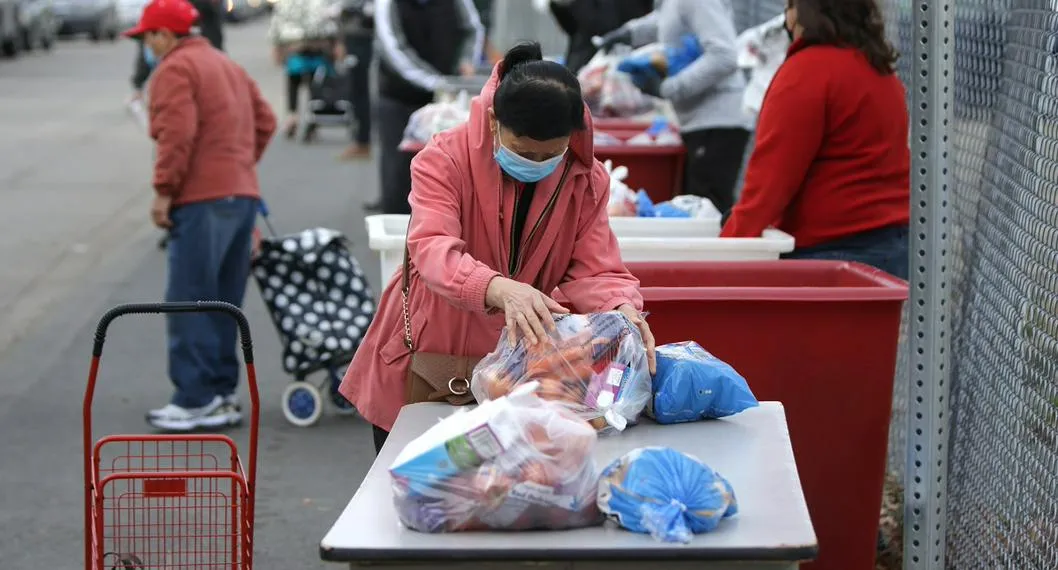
[597,0,752,216]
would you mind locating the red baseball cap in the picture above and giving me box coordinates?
[123,0,199,38]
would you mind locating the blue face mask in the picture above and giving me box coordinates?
[143,43,158,69]
[494,136,567,183]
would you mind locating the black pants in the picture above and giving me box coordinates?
[286,73,304,114]
[377,96,419,214]
[344,35,373,146]
[372,424,389,455]
[681,127,752,216]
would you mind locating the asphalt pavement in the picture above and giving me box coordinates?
[0,19,385,568]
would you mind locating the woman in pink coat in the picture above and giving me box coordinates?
[340,41,656,454]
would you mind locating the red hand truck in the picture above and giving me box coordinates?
[83,302,260,570]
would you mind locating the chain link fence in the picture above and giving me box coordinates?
[736,1,1058,568]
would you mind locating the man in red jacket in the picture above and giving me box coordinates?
[125,0,278,431]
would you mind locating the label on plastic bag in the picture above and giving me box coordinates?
[585,364,627,409]
[509,481,581,511]
[446,424,504,470]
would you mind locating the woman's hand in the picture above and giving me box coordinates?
[486,277,570,346]
[617,304,656,375]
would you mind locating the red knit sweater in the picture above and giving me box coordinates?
[721,39,910,248]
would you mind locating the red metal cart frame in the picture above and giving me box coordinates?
[83,302,260,570]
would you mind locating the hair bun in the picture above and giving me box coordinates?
[500,41,544,80]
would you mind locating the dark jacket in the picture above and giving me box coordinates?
[340,0,375,38]
[550,0,653,74]
[374,0,484,108]
[131,0,225,90]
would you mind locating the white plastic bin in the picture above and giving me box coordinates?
[367,214,796,281]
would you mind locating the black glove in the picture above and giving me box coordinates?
[594,27,633,53]
[633,71,663,98]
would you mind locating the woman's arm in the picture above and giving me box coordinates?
[558,164,644,313]
[407,144,501,312]
[721,56,827,238]
[659,0,739,103]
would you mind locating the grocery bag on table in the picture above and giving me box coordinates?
[389,382,603,533]
[598,447,738,543]
[648,341,758,424]
[472,312,652,432]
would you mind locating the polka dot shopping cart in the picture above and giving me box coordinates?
[250,200,377,427]
[83,302,260,570]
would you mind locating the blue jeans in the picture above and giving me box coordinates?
[166,196,258,408]
[782,225,910,280]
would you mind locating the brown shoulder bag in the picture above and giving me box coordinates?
[400,241,481,406]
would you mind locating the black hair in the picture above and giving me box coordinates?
[493,41,586,141]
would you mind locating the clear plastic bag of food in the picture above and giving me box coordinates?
[578,50,657,118]
[400,93,471,146]
[472,312,651,432]
[598,447,739,543]
[648,342,759,424]
[603,160,637,217]
[389,382,602,532]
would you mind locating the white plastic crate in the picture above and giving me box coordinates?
[608,199,722,237]
[367,214,796,282]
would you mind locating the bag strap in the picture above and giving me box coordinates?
[400,157,575,351]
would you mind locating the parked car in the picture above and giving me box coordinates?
[19,0,61,51]
[115,0,145,29]
[1,0,21,56]
[224,0,263,22]
[53,0,118,41]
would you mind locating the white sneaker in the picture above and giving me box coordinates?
[146,396,233,431]
[222,394,243,426]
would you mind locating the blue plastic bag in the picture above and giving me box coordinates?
[635,190,656,217]
[598,447,738,543]
[617,35,704,91]
[649,342,759,424]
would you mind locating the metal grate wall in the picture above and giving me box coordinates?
[737,1,1058,568]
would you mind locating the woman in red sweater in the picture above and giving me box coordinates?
[720,0,910,279]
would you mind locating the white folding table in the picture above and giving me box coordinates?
[320,401,817,569]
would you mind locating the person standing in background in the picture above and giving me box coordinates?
[125,0,278,430]
[338,0,375,160]
[269,0,344,138]
[368,0,484,214]
[598,0,752,216]
[548,0,653,74]
[721,0,910,279]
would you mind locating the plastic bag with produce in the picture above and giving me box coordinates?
[577,50,657,118]
[598,447,739,543]
[603,160,637,217]
[472,312,651,432]
[389,382,602,533]
[648,342,759,424]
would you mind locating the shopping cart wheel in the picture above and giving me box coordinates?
[327,365,358,416]
[281,381,323,427]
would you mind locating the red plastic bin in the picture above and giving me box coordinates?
[625,260,908,570]
[595,130,685,204]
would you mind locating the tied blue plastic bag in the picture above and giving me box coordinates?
[648,342,759,424]
[617,35,704,92]
[598,447,738,543]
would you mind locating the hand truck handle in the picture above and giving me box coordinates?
[92,301,254,360]
[83,301,261,547]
